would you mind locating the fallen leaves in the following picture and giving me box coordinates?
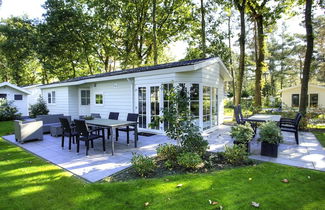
[251,201,260,208]
[208,200,219,205]
[248,178,252,181]
[176,184,183,188]
[144,202,150,207]
[164,178,169,182]
[281,179,289,183]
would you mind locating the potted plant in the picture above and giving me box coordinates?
[230,123,254,153]
[258,121,283,157]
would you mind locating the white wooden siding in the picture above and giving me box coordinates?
[24,86,41,107]
[0,86,29,116]
[42,87,70,116]
[68,86,79,119]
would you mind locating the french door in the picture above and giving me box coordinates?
[136,85,162,131]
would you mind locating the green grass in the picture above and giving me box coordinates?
[313,131,325,147]
[1,121,325,209]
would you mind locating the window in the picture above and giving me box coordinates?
[190,84,199,125]
[211,88,218,126]
[14,94,23,100]
[81,90,90,105]
[47,91,56,104]
[150,86,160,130]
[203,86,211,130]
[292,94,299,107]
[0,94,7,99]
[163,84,173,130]
[310,94,318,107]
[138,87,147,128]
[95,94,103,105]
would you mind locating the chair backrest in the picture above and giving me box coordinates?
[234,106,242,124]
[91,113,101,119]
[295,113,303,128]
[126,113,139,122]
[74,119,89,137]
[59,117,71,133]
[109,112,119,120]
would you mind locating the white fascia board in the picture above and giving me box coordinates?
[0,82,31,95]
[40,65,196,89]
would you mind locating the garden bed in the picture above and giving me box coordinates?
[104,152,257,182]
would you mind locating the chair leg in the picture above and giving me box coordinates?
[91,140,94,148]
[116,128,119,141]
[102,136,105,152]
[295,131,299,144]
[86,140,89,156]
[61,134,64,148]
[126,126,129,145]
[69,135,72,150]
[76,137,80,153]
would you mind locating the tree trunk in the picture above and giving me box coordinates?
[299,0,314,115]
[254,15,264,108]
[234,0,246,107]
[227,13,236,105]
[200,0,206,57]
[153,0,158,65]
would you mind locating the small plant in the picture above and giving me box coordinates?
[82,116,94,120]
[223,145,248,166]
[0,99,21,121]
[258,121,283,144]
[177,152,203,170]
[180,127,209,157]
[230,123,254,144]
[29,96,49,117]
[156,144,180,160]
[131,153,157,177]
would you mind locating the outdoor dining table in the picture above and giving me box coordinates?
[247,114,281,123]
[86,119,138,155]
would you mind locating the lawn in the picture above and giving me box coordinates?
[0,121,325,209]
[313,131,325,147]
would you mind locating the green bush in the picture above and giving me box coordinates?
[0,99,21,121]
[230,123,254,144]
[223,145,248,166]
[131,153,156,177]
[29,97,49,118]
[177,152,203,170]
[180,131,209,157]
[258,121,283,144]
[156,144,180,160]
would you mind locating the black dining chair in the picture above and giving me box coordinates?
[74,119,105,156]
[116,113,138,144]
[59,117,78,150]
[107,112,120,137]
[279,113,302,144]
[91,113,101,119]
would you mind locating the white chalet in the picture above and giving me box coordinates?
[40,57,232,133]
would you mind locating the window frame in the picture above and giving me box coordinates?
[0,94,7,99]
[309,93,318,107]
[291,94,299,107]
[94,92,104,105]
[47,91,56,104]
[80,89,90,106]
[14,94,23,101]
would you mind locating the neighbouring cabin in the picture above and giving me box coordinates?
[40,57,232,133]
[0,82,30,116]
[23,84,42,108]
[280,84,325,108]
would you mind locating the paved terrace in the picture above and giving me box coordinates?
[2,125,325,182]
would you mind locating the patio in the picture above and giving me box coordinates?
[2,125,325,182]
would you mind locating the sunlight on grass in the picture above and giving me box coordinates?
[10,185,47,198]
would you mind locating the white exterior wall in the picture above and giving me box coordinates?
[24,86,42,107]
[89,79,134,120]
[0,86,29,116]
[68,86,79,119]
[42,87,70,116]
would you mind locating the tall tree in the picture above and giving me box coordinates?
[299,0,314,115]
[152,0,158,64]
[200,0,207,57]
[233,0,246,107]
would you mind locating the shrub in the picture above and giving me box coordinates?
[177,152,203,170]
[180,128,209,157]
[223,145,248,166]
[230,123,254,144]
[258,121,283,144]
[131,153,156,177]
[0,99,21,121]
[29,97,49,117]
[156,144,180,160]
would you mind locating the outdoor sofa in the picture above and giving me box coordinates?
[36,114,71,133]
[14,120,43,143]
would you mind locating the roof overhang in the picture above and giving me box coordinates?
[40,57,233,89]
[0,82,31,94]
[279,84,325,92]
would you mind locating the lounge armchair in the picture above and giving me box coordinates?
[14,120,43,143]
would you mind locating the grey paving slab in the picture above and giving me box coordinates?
[2,125,324,182]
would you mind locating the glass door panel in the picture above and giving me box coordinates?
[150,86,160,130]
[138,87,147,128]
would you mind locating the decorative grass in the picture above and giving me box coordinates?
[313,131,325,147]
[0,121,325,209]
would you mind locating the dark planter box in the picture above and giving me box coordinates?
[261,142,278,157]
[233,141,250,153]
